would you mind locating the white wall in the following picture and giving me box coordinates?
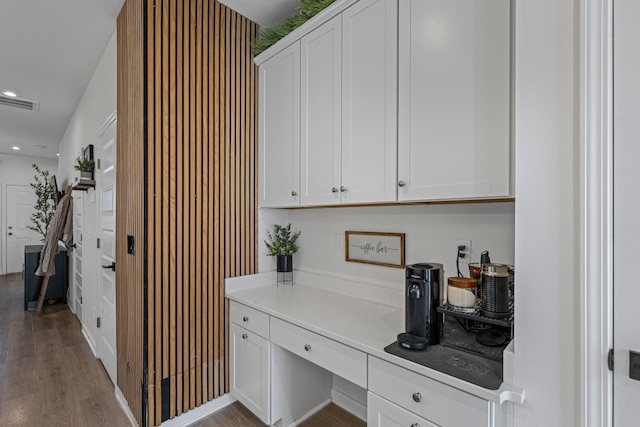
[57,29,116,351]
[513,0,578,425]
[58,30,117,187]
[260,202,515,294]
[0,153,58,275]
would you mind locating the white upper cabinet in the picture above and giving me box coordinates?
[341,0,398,204]
[300,0,398,206]
[259,42,301,207]
[300,16,343,206]
[397,0,511,201]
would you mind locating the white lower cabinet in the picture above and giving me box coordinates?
[368,356,506,427]
[229,323,270,424]
[229,302,271,424]
[368,392,437,427]
[230,301,508,427]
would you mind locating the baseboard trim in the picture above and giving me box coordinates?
[115,386,139,427]
[158,394,236,427]
[81,327,98,358]
[286,399,331,427]
[331,388,367,421]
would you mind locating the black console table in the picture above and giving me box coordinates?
[24,244,68,310]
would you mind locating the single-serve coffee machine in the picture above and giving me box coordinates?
[397,263,443,350]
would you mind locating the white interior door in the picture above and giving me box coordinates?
[72,192,83,319]
[5,185,41,274]
[98,115,117,385]
[613,0,640,424]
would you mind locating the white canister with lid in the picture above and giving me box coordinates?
[447,277,477,312]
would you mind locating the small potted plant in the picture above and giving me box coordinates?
[265,223,301,275]
[74,157,95,180]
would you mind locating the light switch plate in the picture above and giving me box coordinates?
[629,350,640,381]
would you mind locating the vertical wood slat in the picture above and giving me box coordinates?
[118,1,258,425]
[116,0,145,425]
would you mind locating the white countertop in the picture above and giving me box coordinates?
[226,274,524,404]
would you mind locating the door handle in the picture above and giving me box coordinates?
[102,261,116,272]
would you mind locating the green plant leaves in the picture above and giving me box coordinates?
[264,223,301,256]
[254,0,337,56]
[27,164,56,242]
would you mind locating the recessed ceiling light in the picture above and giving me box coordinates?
[56,153,60,156]
[2,90,17,98]
[12,146,20,150]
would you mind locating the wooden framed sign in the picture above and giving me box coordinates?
[345,231,405,268]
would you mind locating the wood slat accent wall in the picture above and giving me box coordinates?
[116,0,146,425]
[118,1,258,426]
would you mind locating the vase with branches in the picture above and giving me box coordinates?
[27,164,56,241]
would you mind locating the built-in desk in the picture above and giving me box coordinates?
[225,272,524,427]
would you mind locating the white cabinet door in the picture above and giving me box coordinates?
[341,0,398,204]
[230,323,271,424]
[259,42,301,207]
[300,15,342,206]
[367,392,438,427]
[398,0,511,201]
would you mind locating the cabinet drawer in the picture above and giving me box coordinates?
[369,356,490,426]
[270,317,367,388]
[367,392,437,427]
[230,301,270,339]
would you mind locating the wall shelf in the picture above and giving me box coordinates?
[72,179,95,191]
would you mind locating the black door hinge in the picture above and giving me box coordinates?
[97,317,101,328]
[608,348,614,371]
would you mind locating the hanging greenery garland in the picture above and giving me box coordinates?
[254,0,337,56]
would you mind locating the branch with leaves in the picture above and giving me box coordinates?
[27,164,56,241]
[265,223,301,256]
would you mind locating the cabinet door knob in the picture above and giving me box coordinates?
[291,191,297,197]
[242,316,249,322]
[398,180,406,187]
[411,424,420,427]
[304,344,312,351]
[242,333,248,339]
[412,392,422,403]
[340,186,347,192]
[332,187,339,193]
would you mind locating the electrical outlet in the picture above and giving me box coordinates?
[456,239,472,263]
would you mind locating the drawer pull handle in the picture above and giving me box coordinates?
[242,333,248,339]
[412,392,422,403]
[411,424,420,427]
[242,316,249,322]
[304,344,312,351]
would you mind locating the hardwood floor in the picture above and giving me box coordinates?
[0,273,130,427]
[193,401,366,427]
[0,273,365,427]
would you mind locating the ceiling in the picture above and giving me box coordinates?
[0,0,298,160]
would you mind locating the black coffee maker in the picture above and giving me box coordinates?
[397,263,443,350]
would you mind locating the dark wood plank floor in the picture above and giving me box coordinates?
[0,273,365,427]
[0,273,130,427]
